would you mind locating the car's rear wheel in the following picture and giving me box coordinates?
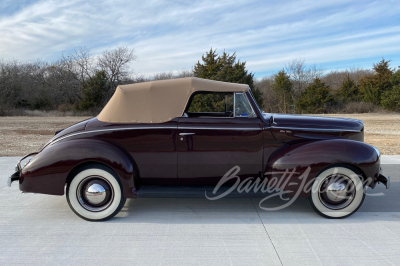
[66,164,126,221]
[308,166,365,219]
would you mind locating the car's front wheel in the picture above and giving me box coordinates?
[66,164,126,221]
[308,166,365,219]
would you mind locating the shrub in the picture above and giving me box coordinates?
[340,101,379,113]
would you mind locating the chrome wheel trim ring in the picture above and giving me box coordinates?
[318,174,356,210]
[76,176,114,212]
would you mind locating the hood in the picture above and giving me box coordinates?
[271,114,364,143]
[273,114,363,130]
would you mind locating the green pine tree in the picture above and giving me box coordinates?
[381,69,400,111]
[296,78,333,113]
[194,48,264,108]
[77,70,109,110]
[272,70,292,113]
[359,59,393,105]
[335,75,359,102]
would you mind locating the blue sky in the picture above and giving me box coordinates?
[0,0,399,78]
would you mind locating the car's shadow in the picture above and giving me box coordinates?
[109,168,399,224]
[107,187,400,224]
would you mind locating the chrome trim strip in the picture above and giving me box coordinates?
[179,127,262,131]
[179,132,195,136]
[271,126,361,133]
[16,152,38,171]
[233,93,236,118]
[49,126,263,146]
[50,126,177,145]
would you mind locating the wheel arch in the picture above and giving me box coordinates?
[266,139,380,197]
[20,138,139,198]
[66,161,123,185]
[314,162,365,179]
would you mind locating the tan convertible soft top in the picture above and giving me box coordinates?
[97,77,249,123]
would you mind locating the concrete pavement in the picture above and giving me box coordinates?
[0,156,399,265]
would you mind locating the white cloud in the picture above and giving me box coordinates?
[0,0,399,77]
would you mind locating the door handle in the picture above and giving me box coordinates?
[179,133,195,136]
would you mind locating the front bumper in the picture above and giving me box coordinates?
[377,174,390,189]
[7,153,38,187]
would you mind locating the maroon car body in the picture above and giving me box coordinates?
[8,77,389,220]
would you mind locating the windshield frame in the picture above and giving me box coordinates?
[245,89,265,119]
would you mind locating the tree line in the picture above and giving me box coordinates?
[0,47,399,115]
[258,58,400,114]
[0,47,138,115]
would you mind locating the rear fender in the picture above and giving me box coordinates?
[20,139,138,198]
[266,139,380,197]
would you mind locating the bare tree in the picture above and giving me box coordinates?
[175,69,193,78]
[254,76,279,113]
[151,69,193,81]
[348,67,373,85]
[285,59,323,99]
[322,67,373,91]
[45,61,81,106]
[0,60,21,113]
[97,47,136,93]
[0,46,136,114]
[61,47,95,83]
[153,71,174,80]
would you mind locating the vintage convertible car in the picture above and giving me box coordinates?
[8,77,389,221]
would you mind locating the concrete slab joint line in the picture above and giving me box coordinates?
[251,198,283,266]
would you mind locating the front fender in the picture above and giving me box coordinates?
[20,139,138,198]
[266,139,380,197]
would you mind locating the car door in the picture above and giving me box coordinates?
[177,91,264,185]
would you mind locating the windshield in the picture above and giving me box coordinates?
[235,93,256,118]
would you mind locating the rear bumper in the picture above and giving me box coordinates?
[7,171,20,187]
[6,153,38,187]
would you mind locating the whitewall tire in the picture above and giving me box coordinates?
[308,166,365,219]
[66,164,126,221]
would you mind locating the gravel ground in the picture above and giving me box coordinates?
[319,113,400,155]
[0,116,91,156]
[0,113,399,156]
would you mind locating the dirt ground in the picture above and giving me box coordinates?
[0,116,91,156]
[319,113,400,155]
[0,114,399,156]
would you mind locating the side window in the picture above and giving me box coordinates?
[235,93,256,118]
[186,92,234,117]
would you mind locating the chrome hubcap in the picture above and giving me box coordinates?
[85,183,106,205]
[319,174,356,210]
[326,183,347,202]
[77,176,114,212]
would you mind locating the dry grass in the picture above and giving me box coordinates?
[0,114,399,156]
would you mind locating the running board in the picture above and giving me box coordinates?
[137,186,271,198]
